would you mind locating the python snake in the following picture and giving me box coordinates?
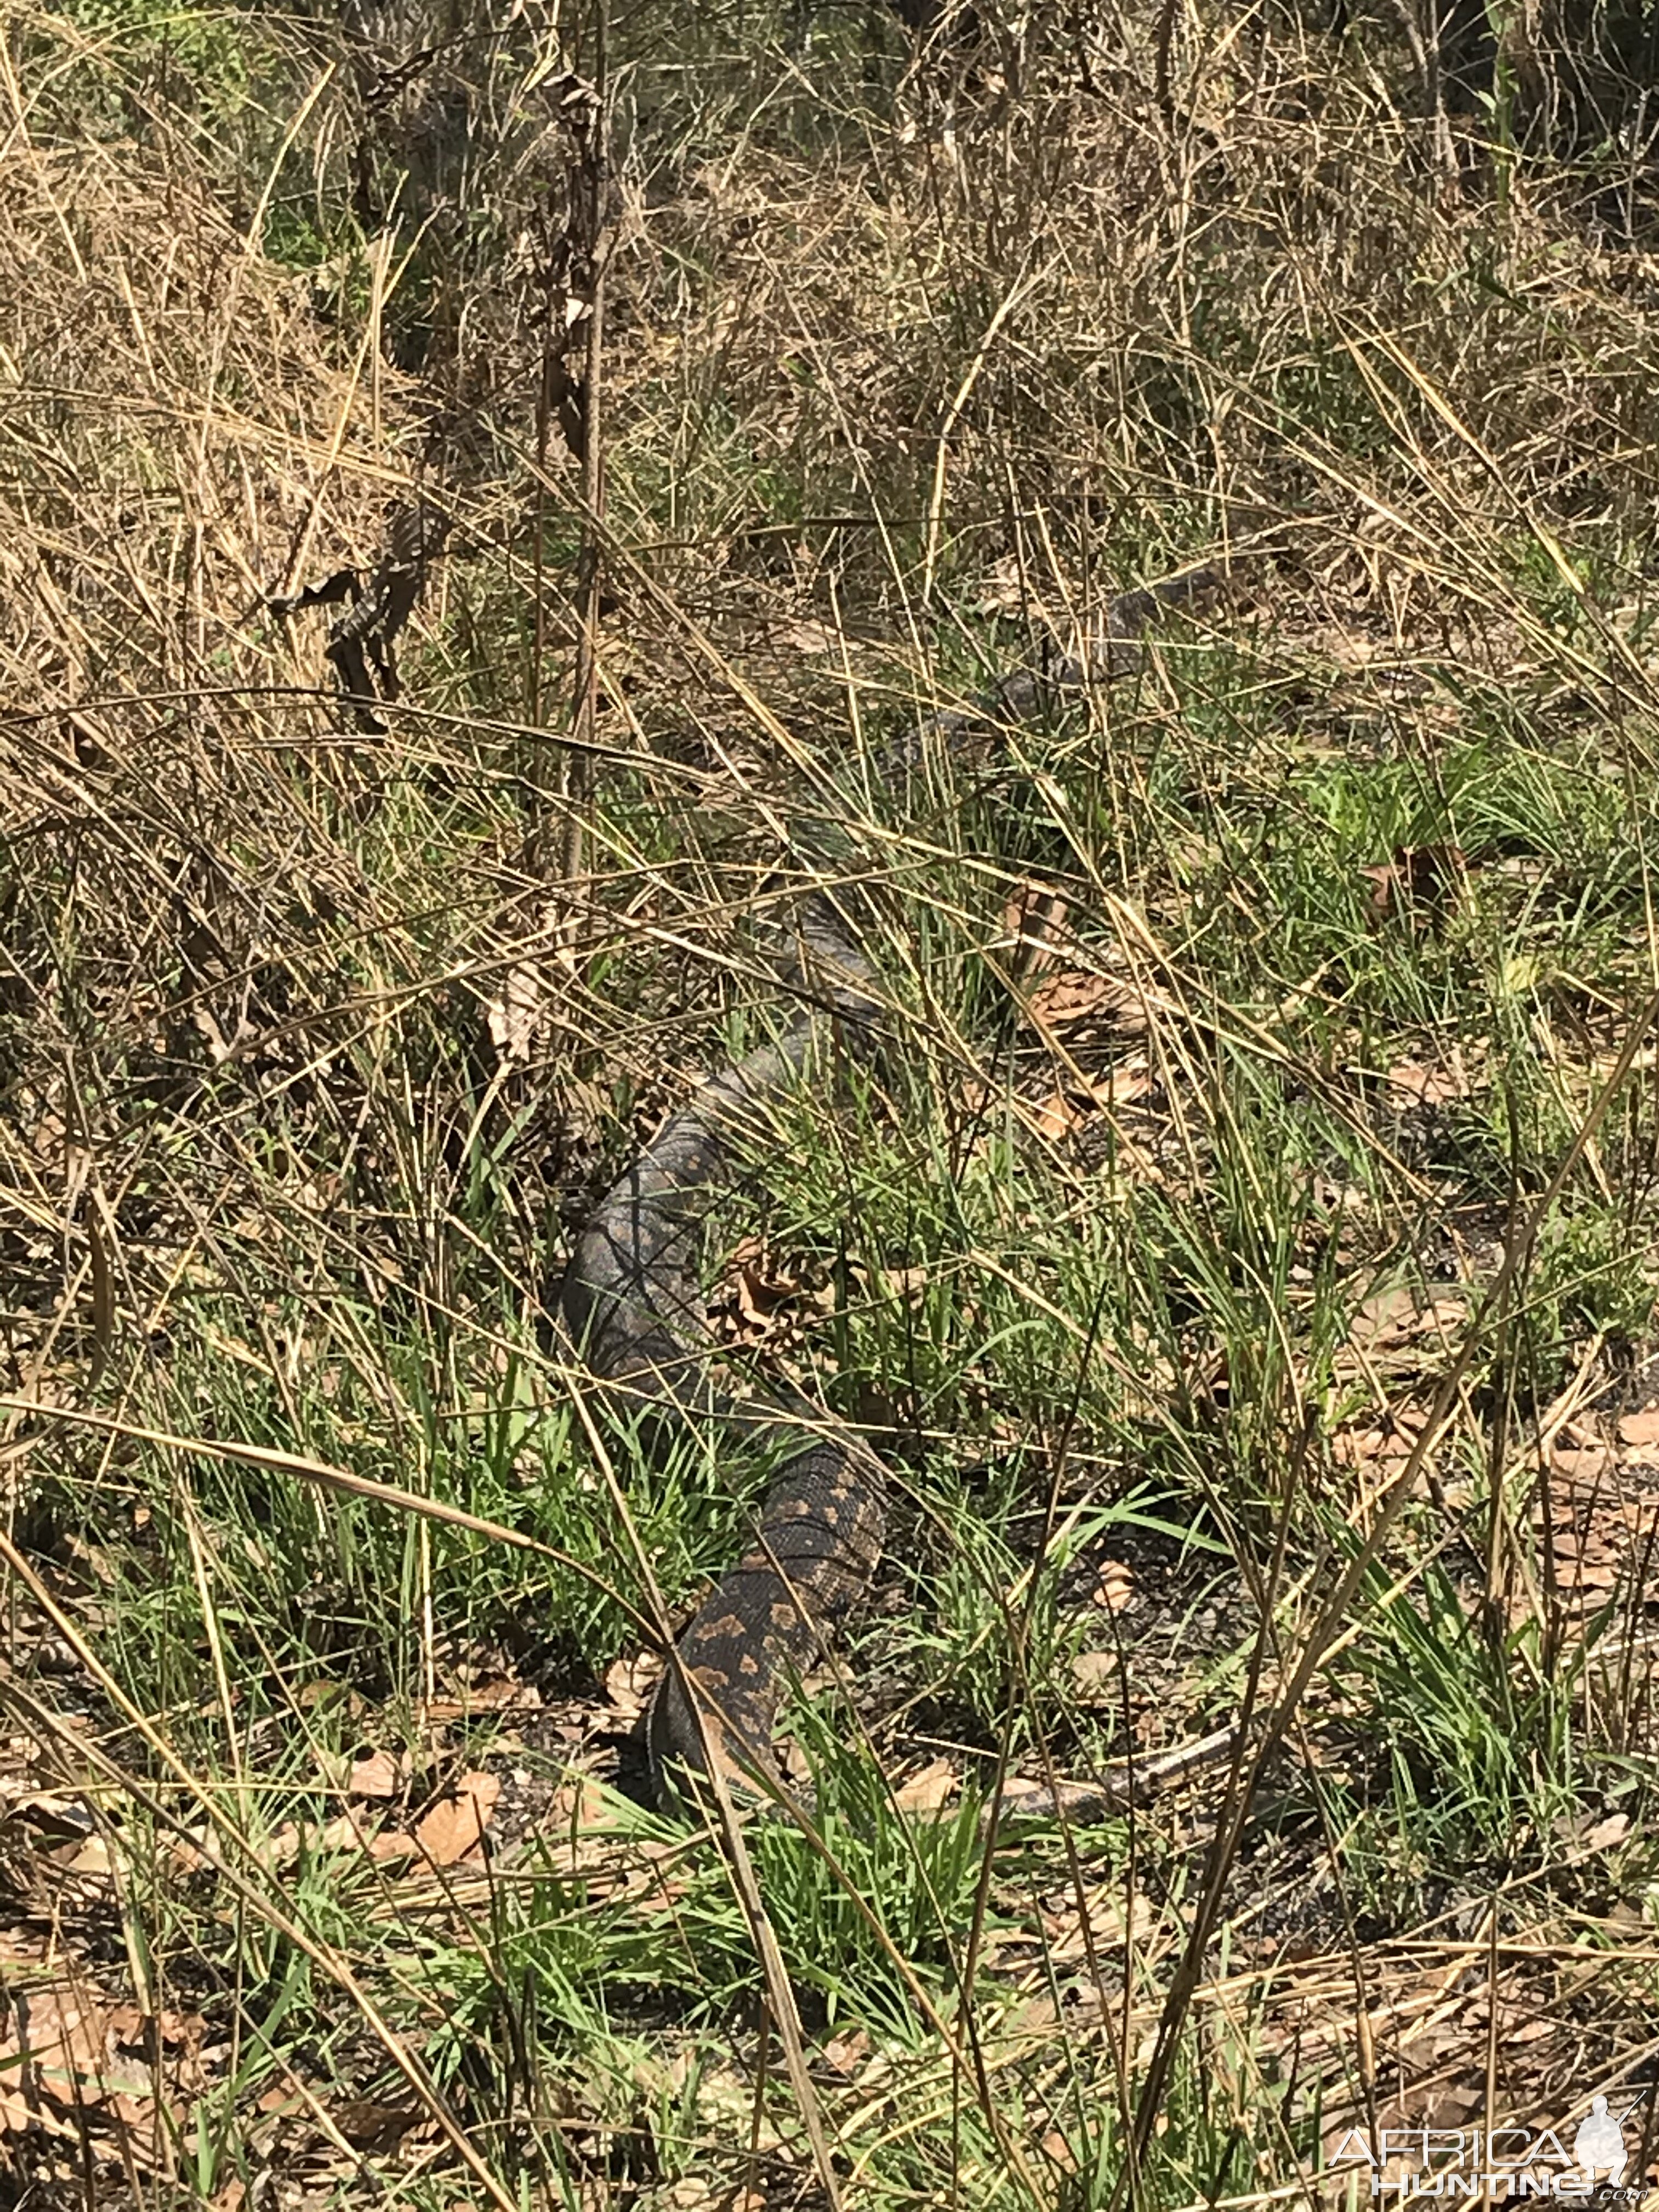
[560,566,1220,1808]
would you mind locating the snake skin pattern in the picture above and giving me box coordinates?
[560,567,1220,1805]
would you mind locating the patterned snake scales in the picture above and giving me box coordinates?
[560,568,1220,1808]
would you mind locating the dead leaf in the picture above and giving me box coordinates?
[1553,1444,1611,1481]
[1583,1813,1630,1852]
[974,551,1030,616]
[1619,1409,1659,1448]
[55,1833,112,1877]
[334,2098,421,2149]
[1096,1058,1154,1105]
[1361,843,1472,927]
[0,1988,201,2156]
[296,1679,365,1719]
[1548,1531,1619,1592]
[820,2027,872,2077]
[546,1775,608,1834]
[1385,1057,1471,1108]
[712,1235,833,1350]
[486,966,543,1066]
[1034,1090,1085,1141]
[1070,1651,1118,1702]
[1023,968,1149,1034]
[1346,1284,1419,1347]
[1535,1453,1655,1611]
[604,1651,662,1724]
[1332,1418,1420,1466]
[347,1750,404,1801]
[1346,1286,1464,1357]
[427,1669,541,1719]
[891,1759,957,1815]
[1042,2130,1079,2174]
[1032,1064,1155,1141]
[1092,1558,1135,1611]
[408,1771,500,1869]
[245,1823,297,1872]
[314,1813,365,1857]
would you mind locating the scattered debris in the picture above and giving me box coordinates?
[1360,842,1474,928]
[0,1987,207,2163]
[1385,1051,1476,1107]
[1022,967,1152,1034]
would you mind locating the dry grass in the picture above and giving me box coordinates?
[2,3,1659,2208]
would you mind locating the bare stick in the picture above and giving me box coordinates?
[565,3,611,896]
[1153,0,1180,129]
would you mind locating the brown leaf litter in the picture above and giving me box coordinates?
[1339,1284,1469,1379]
[709,1233,836,1358]
[1329,1393,1659,1621]
[0,1984,209,2164]
[1384,1047,1478,1107]
[1361,842,1475,928]
[1534,1424,1659,1605]
[1259,1937,1659,2191]
[1039,1060,1157,1137]
[1023,966,1154,1035]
